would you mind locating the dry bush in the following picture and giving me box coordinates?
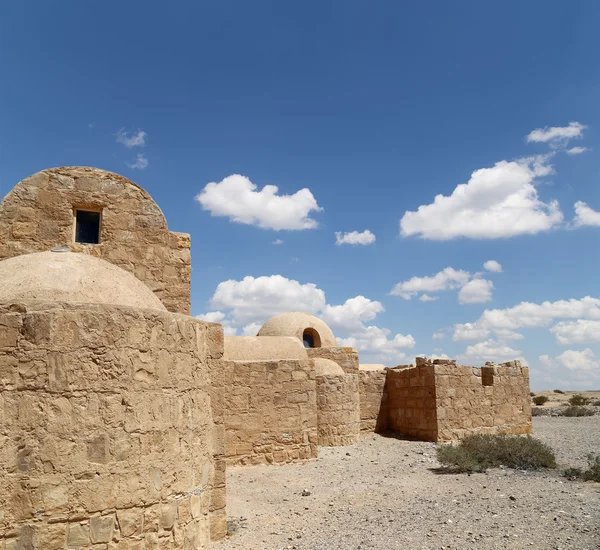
[560,406,595,417]
[564,454,600,482]
[553,389,565,394]
[436,434,556,473]
[569,394,591,406]
[533,395,549,406]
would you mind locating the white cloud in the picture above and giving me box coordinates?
[338,326,415,363]
[195,311,237,335]
[458,339,523,364]
[536,350,600,388]
[390,267,471,300]
[400,156,563,240]
[335,230,376,246]
[572,201,600,228]
[116,128,147,148]
[419,294,439,302]
[458,278,494,304]
[526,121,586,146]
[242,322,262,336]
[195,174,322,231]
[272,239,284,245]
[550,319,600,345]
[432,330,446,340]
[453,296,600,344]
[321,296,384,333]
[566,146,589,155]
[126,153,148,170]
[209,275,326,324]
[453,323,491,342]
[483,260,503,273]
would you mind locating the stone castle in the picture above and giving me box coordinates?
[0,167,532,549]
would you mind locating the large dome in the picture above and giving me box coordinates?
[257,312,337,348]
[0,251,166,311]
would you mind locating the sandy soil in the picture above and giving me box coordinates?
[532,389,600,408]
[214,417,600,550]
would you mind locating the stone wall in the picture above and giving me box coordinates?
[223,359,318,465]
[306,347,359,373]
[0,302,225,548]
[386,365,438,441]
[358,366,388,433]
[0,167,191,314]
[316,373,360,446]
[434,360,532,441]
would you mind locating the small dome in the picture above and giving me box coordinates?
[257,312,337,348]
[314,358,344,376]
[0,251,166,311]
[224,336,308,361]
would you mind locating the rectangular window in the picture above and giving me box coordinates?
[481,367,494,387]
[75,210,101,244]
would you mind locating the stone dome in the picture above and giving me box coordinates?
[257,312,337,348]
[0,251,167,311]
[314,358,344,376]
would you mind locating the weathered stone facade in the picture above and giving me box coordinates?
[223,358,318,465]
[0,167,191,314]
[316,372,360,446]
[306,347,359,374]
[379,358,532,442]
[358,365,389,433]
[0,302,225,548]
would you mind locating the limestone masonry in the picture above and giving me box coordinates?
[0,167,532,549]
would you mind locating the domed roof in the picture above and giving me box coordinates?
[224,336,309,361]
[0,251,166,311]
[314,358,344,376]
[257,312,337,347]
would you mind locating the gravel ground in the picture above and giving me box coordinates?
[214,417,600,550]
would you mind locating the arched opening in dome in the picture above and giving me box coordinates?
[302,328,321,348]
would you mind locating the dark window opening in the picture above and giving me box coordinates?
[482,367,494,387]
[302,328,321,348]
[75,210,101,244]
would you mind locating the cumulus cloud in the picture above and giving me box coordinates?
[452,296,600,344]
[483,260,503,273]
[126,153,148,170]
[209,275,326,324]
[334,230,376,246]
[419,294,439,302]
[433,331,446,340]
[338,326,415,363]
[272,239,284,245]
[536,350,600,388]
[195,311,237,335]
[572,201,600,228]
[116,128,147,148]
[526,121,586,147]
[566,146,589,155]
[195,174,322,231]
[458,339,524,364]
[458,278,494,304]
[321,296,384,333]
[550,319,600,345]
[400,156,563,240]
[390,267,471,300]
[453,323,491,342]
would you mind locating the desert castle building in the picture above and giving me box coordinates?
[0,167,532,549]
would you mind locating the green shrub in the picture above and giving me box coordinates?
[560,406,595,417]
[533,395,549,405]
[436,434,556,473]
[592,400,600,406]
[553,389,565,394]
[564,455,600,482]
[531,407,547,417]
[569,393,591,406]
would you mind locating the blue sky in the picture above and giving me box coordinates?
[2,1,600,389]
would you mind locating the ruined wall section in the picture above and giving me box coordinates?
[0,167,191,314]
[223,359,318,465]
[306,347,359,373]
[386,364,438,441]
[0,303,224,548]
[434,360,532,441]
[316,373,360,446]
[358,366,389,433]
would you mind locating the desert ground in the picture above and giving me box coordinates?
[531,389,600,408]
[215,414,600,550]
